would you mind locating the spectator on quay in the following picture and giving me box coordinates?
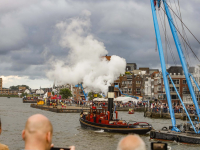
[22,114,75,150]
[117,134,146,150]
[0,119,9,150]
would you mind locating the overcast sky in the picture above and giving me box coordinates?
[0,0,200,89]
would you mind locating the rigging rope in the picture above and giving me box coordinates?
[160,5,200,62]
[177,0,191,65]
[171,0,190,66]
[165,2,200,46]
[157,8,177,66]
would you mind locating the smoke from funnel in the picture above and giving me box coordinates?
[47,10,126,94]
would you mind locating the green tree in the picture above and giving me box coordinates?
[9,85,29,90]
[52,91,55,96]
[21,92,27,97]
[88,92,102,100]
[59,88,72,99]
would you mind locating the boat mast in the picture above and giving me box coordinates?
[150,0,179,132]
[162,0,200,124]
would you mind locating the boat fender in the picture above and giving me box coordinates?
[176,136,180,142]
[150,131,156,138]
[162,126,168,131]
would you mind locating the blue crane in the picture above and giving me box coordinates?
[75,83,88,101]
[114,85,139,100]
[150,0,200,133]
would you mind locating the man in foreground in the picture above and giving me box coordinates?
[0,119,9,150]
[22,114,75,150]
[117,134,146,150]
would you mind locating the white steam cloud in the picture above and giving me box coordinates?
[47,10,126,94]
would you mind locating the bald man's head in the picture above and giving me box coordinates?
[22,114,53,150]
[117,134,146,150]
[25,114,53,135]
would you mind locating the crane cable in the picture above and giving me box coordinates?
[157,7,177,66]
[165,1,200,46]
[171,0,191,66]
[177,0,191,65]
[160,5,200,62]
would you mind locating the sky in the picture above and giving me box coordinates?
[0,0,200,89]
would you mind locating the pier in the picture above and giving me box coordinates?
[30,104,90,113]
[144,108,199,121]
[30,103,146,113]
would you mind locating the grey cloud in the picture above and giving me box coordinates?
[0,0,199,85]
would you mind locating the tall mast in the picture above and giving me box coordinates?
[150,0,179,131]
[163,0,200,120]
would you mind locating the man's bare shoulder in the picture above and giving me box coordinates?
[0,143,9,150]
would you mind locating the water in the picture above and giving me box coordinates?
[0,97,199,150]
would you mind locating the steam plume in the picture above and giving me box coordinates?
[47,10,126,94]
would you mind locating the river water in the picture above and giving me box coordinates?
[0,97,199,150]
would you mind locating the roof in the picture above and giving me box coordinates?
[167,66,183,75]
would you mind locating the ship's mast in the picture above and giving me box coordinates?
[162,0,200,122]
[150,0,179,132]
[150,0,200,133]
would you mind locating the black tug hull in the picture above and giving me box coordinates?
[80,118,151,134]
[150,130,200,144]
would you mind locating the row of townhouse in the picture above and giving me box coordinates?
[112,65,200,104]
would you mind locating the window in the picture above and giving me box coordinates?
[136,88,140,94]
[182,87,187,91]
[128,88,132,94]
[171,95,178,99]
[183,80,186,84]
[170,87,179,92]
[169,79,179,84]
[157,86,161,91]
[136,81,141,84]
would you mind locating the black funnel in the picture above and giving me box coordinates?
[108,86,114,120]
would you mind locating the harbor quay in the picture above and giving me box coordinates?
[144,107,199,121]
[30,103,146,113]
[30,104,89,113]
[30,103,198,121]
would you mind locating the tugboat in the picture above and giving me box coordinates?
[128,108,134,114]
[79,86,152,134]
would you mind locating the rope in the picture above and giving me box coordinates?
[160,5,200,62]
[157,8,177,66]
[177,0,191,65]
[165,1,200,46]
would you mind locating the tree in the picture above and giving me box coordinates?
[59,88,72,99]
[9,85,29,90]
[88,92,102,100]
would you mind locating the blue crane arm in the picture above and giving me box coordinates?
[162,0,200,121]
[150,0,179,132]
[114,85,139,99]
[75,84,88,101]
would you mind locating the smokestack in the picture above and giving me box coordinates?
[108,86,114,120]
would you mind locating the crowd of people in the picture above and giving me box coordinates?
[0,114,147,150]
[150,102,197,114]
[45,97,198,115]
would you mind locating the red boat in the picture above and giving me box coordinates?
[80,106,152,134]
[128,109,134,114]
[79,86,152,134]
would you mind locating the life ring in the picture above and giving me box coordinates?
[176,136,180,142]
[162,126,168,131]
[150,131,156,138]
